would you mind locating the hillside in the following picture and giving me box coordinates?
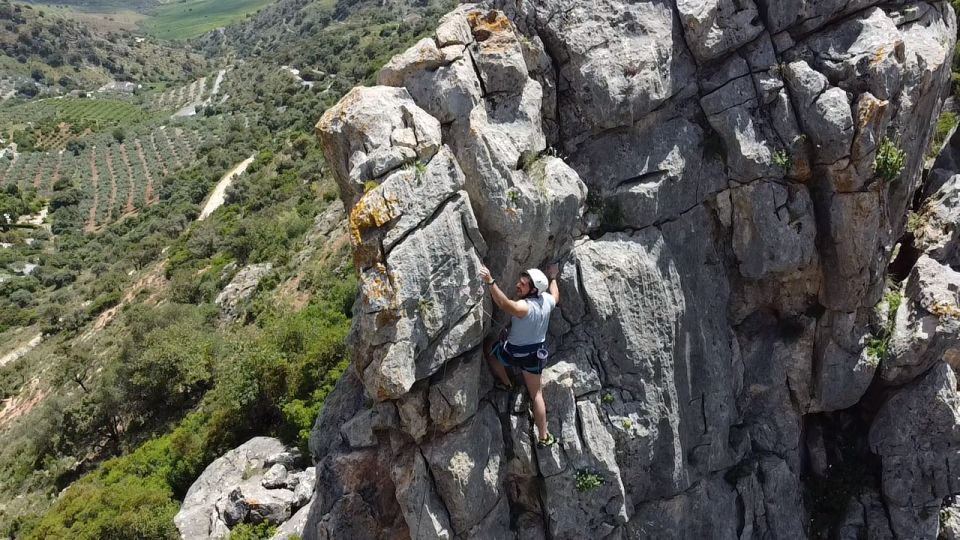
[0,0,454,536]
[0,0,206,97]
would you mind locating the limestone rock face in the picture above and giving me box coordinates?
[870,363,960,538]
[308,2,957,539]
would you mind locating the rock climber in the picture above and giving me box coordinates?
[478,262,560,448]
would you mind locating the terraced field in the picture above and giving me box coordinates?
[0,97,147,131]
[0,117,233,230]
[149,68,229,114]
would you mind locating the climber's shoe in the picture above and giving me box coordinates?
[537,433,556,448]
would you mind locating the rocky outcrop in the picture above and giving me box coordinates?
[174,437,313,540]
[215,263,273,325]
[309,1,957,538]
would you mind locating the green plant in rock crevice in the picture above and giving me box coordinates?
[874,137,906,182]
[866,288,902,363]
[772,148,792,172]
[575,469,605,492]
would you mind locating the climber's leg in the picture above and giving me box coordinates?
[522,370,549,441]
[485,339,513,388]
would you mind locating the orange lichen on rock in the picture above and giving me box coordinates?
[348,189,400,268]
[852,94,890,167]
[467,10,514,42]
[360,263,396,307]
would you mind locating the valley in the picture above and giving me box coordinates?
[0,0,452,536]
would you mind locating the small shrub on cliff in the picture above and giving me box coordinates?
[772,148,791,172]
[929,111,958,158]
[866,288,902,362]
[228,522,276,540]
[874,137,906,182]
[575,469,605,492]
[906,210,926,236]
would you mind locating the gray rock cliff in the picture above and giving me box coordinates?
[306,1,958,538]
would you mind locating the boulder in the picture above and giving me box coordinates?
[175,437,288,540]
[316,86,441,207]
[261,464,289,489]
[293,467,316,507]
[270,499,314,540]
[215,263,273,325]
[883,255,960,384]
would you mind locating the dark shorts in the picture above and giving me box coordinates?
[492,341,548,375]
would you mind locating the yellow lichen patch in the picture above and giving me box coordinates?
[870,46,888,67]
[360,263,395,305]
[855,95,889,132]
[931,302,960,320]
[467,10,514,42]
[349,190,400,246]
[348,190,400,269]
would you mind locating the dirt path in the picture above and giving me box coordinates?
[0,333,42,368]
[104,148,118,222]
[136,139,155,204]
[49,150,62,191]
[119,143,136,213]
[86,151,99,231]
[198,154,256,221]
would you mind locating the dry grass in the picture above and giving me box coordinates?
[30,4,147,33]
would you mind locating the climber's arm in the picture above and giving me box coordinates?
[547,263,560,305]
[490,282,530,318]
[479,265,530,318]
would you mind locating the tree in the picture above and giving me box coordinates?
[15,81,37,97]
[9,288,34,308]
[0,191,26,230]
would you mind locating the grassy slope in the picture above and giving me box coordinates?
[16,3,147,32]
[15,0,158,12]
[140,0,275,40]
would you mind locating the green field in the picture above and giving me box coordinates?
[140,0,274,40]
[0,97,147,131]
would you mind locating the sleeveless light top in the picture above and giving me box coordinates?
[507,293,556,346]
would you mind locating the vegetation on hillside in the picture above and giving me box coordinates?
[0,0,456,534]
[0,0,206,95]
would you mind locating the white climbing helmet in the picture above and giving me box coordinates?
[523,268,549,294]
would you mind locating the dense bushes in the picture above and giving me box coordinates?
[15,269,353,538]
